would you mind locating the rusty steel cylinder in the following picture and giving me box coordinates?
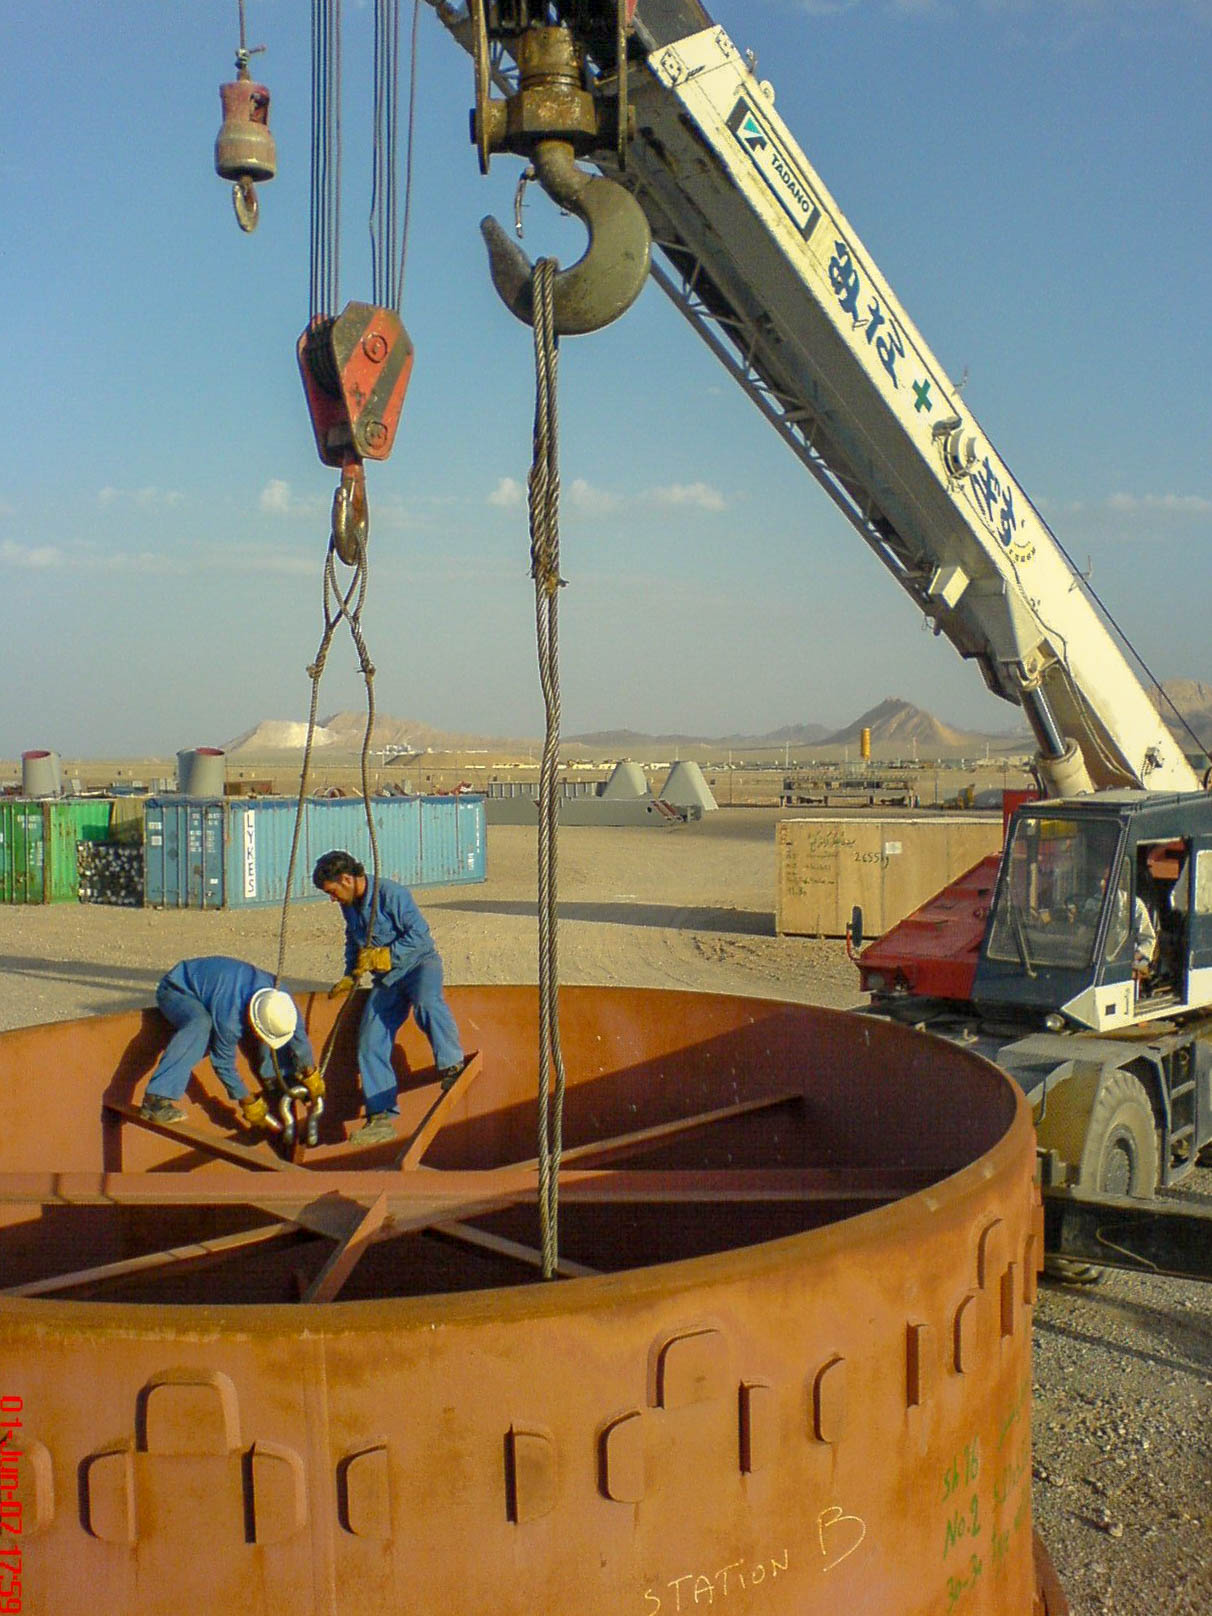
[0,987,1062,1614]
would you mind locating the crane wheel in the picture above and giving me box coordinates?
[1080,1068,1160,1199]
[1046,1067,1160,1285]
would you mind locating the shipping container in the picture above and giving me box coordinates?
[0,799,114,904]
[143,795,485,909]
[0,801,42,903]
[776,814,1004,938]
[304,794,486,897]
[143,798,226,909]
[304,795,423,891]
[227,796,322,908]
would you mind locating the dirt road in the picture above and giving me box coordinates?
[0,809,1207,1614]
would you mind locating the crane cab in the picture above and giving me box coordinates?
[974,792,1212,1032]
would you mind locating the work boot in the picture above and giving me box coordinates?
[140,1094,186,1124]
[438,1058,469,1094]
[354,1112,397,1145]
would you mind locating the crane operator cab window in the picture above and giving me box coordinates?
[986,814,1122,972]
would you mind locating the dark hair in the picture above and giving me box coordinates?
[312,849,365,890]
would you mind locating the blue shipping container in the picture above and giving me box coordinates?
[144,799,226,909]
[143,796,485,909]
[227,797,324,908]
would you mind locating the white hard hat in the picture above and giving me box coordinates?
[249,987,298,1049]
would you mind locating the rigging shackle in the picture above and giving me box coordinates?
[215,51,276,233]
[480,139,650,336]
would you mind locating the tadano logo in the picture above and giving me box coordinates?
[726,100,821,239]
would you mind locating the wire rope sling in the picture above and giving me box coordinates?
[263,0,424,1154]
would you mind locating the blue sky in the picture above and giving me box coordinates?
[3,0,1209,755]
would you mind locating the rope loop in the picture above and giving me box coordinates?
[274,526,384,1067]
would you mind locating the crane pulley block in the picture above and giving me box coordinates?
[296,303,414,468]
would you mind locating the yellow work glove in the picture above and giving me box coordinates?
[299,1066,325,1100]
[328,974,356,999]
[355,945,393,976]
[239,1095,271,1128]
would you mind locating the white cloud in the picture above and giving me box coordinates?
[485,477,727,519]
[1106,492,1212,516]
[255,479,331,520]
[568,478,621,516]
[0,538,315,578]
[97,485,183,510]
[488,477,525,508]
[647,481,727,512]
[259,478,293,514]
[220,550,316,577]
[0,539,63,569]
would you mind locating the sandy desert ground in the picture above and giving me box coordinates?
[0,807,1208,1614]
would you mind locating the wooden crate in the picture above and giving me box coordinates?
[776,815,1003,937]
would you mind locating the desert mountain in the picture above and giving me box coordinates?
[224,718,337,752]
[225,698,1023,755]
[824,697,996,750]
[225,712,535,755]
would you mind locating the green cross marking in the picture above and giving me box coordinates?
[913,377,933,413]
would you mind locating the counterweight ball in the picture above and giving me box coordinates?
[214,76,276,183]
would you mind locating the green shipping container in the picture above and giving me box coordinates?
[0,799,114,904]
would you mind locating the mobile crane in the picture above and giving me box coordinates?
[426,1,1212,1271]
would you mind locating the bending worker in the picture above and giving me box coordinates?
[140,955,318,1128]
[313,849,466,1144]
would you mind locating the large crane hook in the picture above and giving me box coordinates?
[480,139,650,336]
[469,13,651,336]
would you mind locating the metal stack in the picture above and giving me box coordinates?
[76,841,144,907]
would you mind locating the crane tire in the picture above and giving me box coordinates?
[1080,1068,1160,1199]
[1046,1068,1159,1286]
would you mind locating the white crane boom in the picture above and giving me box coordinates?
[432,1,1199,795]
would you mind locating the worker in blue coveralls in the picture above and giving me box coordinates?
[140,956,319,1129]
[313,849,466,1144]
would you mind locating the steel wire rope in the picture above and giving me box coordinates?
[310,0,342,320]
[393,1,422,312]
[372,1,421,314]
[528,259,569,1280]
[370,0,400,306]
[277,1,384,1096]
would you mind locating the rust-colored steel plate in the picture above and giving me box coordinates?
[0,986,1060,1614]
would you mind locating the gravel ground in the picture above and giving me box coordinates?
[1,808,1208,1613]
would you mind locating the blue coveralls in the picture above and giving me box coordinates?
[341,879,464,1115]
[145,956,315,1103]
